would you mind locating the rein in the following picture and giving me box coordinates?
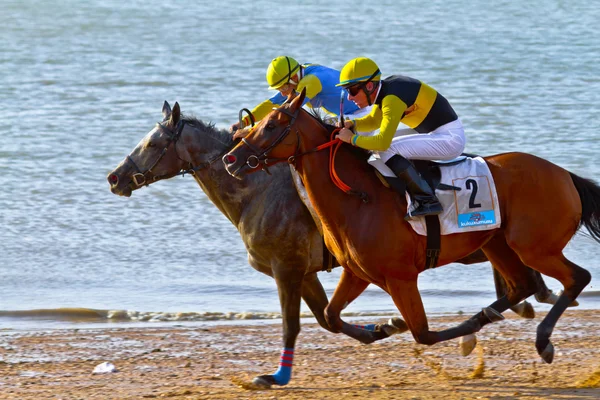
[240,106,369,203]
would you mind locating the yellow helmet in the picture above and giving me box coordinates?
[266,56,300,90]
[337,57,381,87]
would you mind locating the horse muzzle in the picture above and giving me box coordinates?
[222,153,244,179]
[107,172,133,197]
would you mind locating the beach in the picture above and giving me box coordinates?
[1,309,598,399]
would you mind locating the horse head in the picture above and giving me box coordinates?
[107,101,191,197]
[224,89,311,178]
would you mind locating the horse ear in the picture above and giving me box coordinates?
[287,90,298,101]
[290,87,306,111]
[170,102,181,126]
[162,101,172,121]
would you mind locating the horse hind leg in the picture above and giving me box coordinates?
[493,266,535,319]
[444,237,541,354]
[385,236,539,354]
[517,253,591,363]
[481,234,540,312]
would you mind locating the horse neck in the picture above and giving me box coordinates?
[182,122,265,225]
[294,118,374,227]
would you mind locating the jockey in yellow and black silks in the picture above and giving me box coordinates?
[336,57,466,220]
[230,56,362,132]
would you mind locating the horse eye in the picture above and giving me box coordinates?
[266,122,275,131]
[147,142,156,148]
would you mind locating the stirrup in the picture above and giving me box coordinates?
[405,203,443,220]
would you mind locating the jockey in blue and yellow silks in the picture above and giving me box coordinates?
[230,56,360,132]
[336,57,466,220]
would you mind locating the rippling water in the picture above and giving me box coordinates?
[1,0,599,329]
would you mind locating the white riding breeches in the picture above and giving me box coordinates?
[377,119,466,163]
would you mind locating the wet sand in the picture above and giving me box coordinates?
[0,310,599,399]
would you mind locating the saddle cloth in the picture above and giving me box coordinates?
[369,155,501,236]
[410,156,501,235]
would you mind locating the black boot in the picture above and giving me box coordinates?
[385,155,443,220]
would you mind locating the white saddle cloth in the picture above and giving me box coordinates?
[369,155,501,236]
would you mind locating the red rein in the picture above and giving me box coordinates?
[310,129,354,195]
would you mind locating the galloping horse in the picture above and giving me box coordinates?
[223,89,599,364]
[107,101,411,387]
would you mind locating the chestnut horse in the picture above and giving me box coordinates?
[223,89,599,364]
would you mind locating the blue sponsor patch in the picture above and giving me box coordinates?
[458,210,496,228]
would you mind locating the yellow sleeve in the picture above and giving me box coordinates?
[354,95,407,151]
[353,105,383,132]
[244,99,276,126]
[296,74,322,103]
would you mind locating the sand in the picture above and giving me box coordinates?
[0,309,599,399]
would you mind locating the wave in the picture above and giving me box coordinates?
[0,307,399,324]
[2,291,599,326]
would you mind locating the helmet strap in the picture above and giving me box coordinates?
[362,81,380,106]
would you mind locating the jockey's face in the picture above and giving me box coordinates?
[347,81,376,108]
[278,82,296,97]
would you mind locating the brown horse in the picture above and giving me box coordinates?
[223,89,599,364]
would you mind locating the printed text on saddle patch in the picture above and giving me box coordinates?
[407,157,501,236]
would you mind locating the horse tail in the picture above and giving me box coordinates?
[570,172,600,243]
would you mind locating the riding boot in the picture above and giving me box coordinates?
[385,155,443,220]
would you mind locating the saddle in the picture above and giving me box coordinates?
[378,154,478,270]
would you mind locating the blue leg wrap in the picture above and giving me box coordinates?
[271,347,294,385]
[353,323,377,332]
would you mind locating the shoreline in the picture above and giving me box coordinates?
[0,310,599,399]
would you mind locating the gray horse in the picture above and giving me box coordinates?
[107,101,559,387]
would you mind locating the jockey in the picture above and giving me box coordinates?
[336,57,466,220]
[229,56,362,132]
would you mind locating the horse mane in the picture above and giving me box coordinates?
[305,108,371,163]
[181,114,236,148]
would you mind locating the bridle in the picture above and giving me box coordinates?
[237,105,370,203]
[238,105,302,175]
[125,119,227,188]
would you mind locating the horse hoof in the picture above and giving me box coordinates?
[482,307,505,323]
[536,290,579,307]
[459,334,477,357]
[384,317,409,335]
[252,375,275,388]
[539,342,555,364]
[513,301,535,319]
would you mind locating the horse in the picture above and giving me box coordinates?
[107,101,414,387]
[223,89,599,365]
[108,101,557,385]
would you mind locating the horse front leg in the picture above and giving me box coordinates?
[252,268,304,388]
[303,272,407,340]
[324,267,366,332]
[325,268,406,344]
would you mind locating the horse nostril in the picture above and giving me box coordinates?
[223,154,236,165]
[109,174,119,185]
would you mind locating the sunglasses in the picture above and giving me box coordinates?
[345,84,364,97]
